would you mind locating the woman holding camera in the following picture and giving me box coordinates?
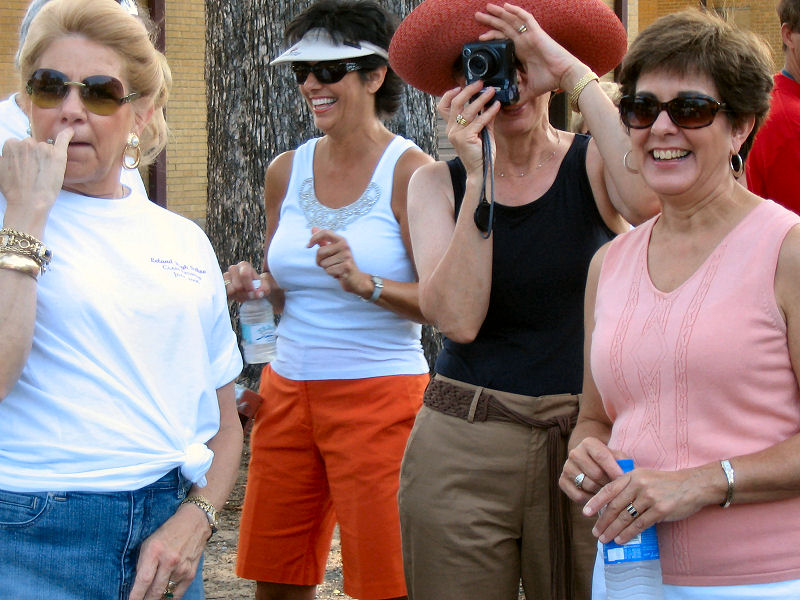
[388,1,659,598]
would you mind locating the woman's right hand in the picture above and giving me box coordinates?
[0,128,72,231]
[438,81,502,177]
[560,436,625,504]
[223,261,271,303]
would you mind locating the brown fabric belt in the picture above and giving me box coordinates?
[423,377,580,600]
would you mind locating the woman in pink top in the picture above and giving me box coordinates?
[560,10,800,598]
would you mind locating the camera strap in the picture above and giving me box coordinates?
[473,128,495,238]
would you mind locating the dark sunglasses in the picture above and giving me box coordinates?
[619,94,728,129]
[26,68,138,116]
[290,61,363,85]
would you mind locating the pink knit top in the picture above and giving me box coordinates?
[592,200,800,585]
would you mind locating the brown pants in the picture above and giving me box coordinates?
[398,375,596,600]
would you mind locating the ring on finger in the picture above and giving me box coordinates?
[455,113,469,127]
[517,24,528,34]
[574,472,586,489]
[224,279,231,286]
[625,502,640,519]
[162,579,178,599]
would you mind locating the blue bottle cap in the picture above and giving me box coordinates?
[617,458,634,473]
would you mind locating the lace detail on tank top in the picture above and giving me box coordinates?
[298,177,381,231]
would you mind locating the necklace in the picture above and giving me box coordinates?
[498,129,560,178]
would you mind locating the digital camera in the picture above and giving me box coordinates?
[462,40,519,106]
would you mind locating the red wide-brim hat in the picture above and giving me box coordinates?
[389,0,628,97]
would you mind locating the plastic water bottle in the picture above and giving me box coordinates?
[239,280,277,364]
[603,459,664,599]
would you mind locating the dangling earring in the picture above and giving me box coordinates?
[623,150,639,174]
[729,153,744,178]
[123,132,141,169]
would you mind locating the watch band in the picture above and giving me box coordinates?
[181,495,219,536]
[367,275,383,303]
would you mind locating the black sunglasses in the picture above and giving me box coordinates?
[26,68,138,116]
[619,94,728,129]
[291,61,363,85]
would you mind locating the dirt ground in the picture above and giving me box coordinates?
[203,438,351,600]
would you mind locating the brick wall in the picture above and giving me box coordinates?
[638,0,783,71]
[163,0,207,228]
[0,0,29,97]
[0,0,208,228]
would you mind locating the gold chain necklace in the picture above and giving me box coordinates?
[498,129,560,178]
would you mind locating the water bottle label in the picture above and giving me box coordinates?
[604,525,660,564]
[241,322,276,345]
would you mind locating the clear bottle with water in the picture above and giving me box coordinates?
[239,280,277,364]
[603,458,664,599]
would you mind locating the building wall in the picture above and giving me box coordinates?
[164,0,208,227]
[0,0,29,96]
[0,0,208,228]
[637,0,783,71]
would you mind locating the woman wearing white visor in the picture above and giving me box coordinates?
[229,1,432,599]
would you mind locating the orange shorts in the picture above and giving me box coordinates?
[236,366,427,600]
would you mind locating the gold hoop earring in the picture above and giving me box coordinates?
[623,150,639,174]
[123,132,141,170]
[730,153,744,178]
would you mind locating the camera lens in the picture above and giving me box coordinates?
[466,50,496,79]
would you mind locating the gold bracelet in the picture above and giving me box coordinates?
[569,71,600,113]
[0,251,40,280]
[0,228,52,271]
[180,495,219,536]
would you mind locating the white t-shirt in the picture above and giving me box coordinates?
[0,186,242,492]
[268,136,428,380]
[0,93,148,198]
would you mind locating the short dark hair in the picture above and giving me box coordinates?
[778,0,800,32]
[285,0,403,118]
[619,9,774,158]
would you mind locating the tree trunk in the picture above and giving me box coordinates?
[205,0,441,381]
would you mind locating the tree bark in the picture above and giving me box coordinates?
[205,0,441,380]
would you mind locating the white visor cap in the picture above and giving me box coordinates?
[270,28,389,65]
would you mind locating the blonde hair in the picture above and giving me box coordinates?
[18,0,171,166]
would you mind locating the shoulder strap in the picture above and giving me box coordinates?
[446,157,467,217]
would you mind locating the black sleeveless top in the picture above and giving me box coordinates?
[435,134,615,396]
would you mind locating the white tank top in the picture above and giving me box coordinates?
[268,136,428,380]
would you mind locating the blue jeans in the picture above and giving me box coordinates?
[0,468,205,600]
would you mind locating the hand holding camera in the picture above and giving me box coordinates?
[462,39,519,106]
[474,3,590,99]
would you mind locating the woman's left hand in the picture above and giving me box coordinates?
[128,507,210,600]
[475,3,586,97]
[308,227,372,299]
[584,465,721,545]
